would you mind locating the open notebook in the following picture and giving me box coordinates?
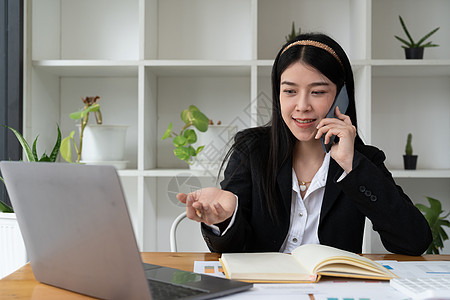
[220,244,396,283]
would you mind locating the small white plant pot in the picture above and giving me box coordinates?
[190,125,237,170]
[0,213,27,278]
[78,124,128,163]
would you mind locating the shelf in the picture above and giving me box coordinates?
[25,0,450,253]
[256,60,371,75]
[118,169,220,178]
[390,169,450,178]
[371,59,450,66]
[33,59,256,77]
[117,170,142,177]
[144,60,253,77]
[144,169,220,178]
[118,168,450,179]
[372,60,450,77]
[256,60,274,67]
[31,59,378,78]
[33,60,139,77]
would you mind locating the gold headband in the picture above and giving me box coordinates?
[281,40,343,68]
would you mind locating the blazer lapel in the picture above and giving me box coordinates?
[276,156,293,215]
[320,158,343,223]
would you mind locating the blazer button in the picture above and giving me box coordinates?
[364,190,372,197]
[370,195,377,202]
[359,185,366,193]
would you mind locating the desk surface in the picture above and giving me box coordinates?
[1,253,449,299]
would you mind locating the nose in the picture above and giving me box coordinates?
[295,92,311,111]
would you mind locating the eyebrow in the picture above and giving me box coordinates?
[280,81,330,87]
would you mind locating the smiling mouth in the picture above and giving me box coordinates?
[294,118,316,124]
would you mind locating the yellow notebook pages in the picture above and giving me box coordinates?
[219,244,396,283]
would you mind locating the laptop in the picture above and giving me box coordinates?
[0,161,252,299]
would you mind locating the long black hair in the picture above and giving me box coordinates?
[221,33,362,223]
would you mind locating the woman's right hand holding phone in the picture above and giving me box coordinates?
[176,187,237,225]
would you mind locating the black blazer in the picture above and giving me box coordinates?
[201,128,432,255]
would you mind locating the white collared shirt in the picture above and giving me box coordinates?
[279,153,331,253]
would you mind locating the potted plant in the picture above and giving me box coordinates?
[0,176,13,213]
[60,96,128,169]
[0,125,61,277]
[161,106,237,170]
[285,21,301,42]
[416,196,450,254]
[161,105,209,166]
[0,125,62,212]
[403,133,418,170]
[394,15,440,59]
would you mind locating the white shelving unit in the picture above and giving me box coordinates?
[24,0,450,253]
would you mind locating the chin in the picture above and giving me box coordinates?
[292,132,315,142]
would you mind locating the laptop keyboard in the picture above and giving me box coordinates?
[147,279,208,300]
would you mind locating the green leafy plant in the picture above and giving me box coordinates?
[0,176,13,212]
[405,133,413,156]
[416,196,450,254]
[285,21,301,42]
[395,15,440,48]
[161,105,209,164]
[3,125,62,162]
[60,96,102,163]
[0,124,62,212]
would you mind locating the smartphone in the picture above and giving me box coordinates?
[320,84,349,153]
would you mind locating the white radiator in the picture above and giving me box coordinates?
[0,213,27,278]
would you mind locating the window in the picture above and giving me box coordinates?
[0,0,23,207]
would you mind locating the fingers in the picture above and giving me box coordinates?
[177,192,207,219]
[182,188,237,225]
[202,202,229,225]
[176,193,188,203]
[185,197,230,225]
[177,190,208,204]
[316,122,356,144]
[316,106,356,171]
[316,126,334,144]
[187,200,225,225]
[318,106,350,127]
[185,194,203,222]
[335,106,352,124]
[178,193,204,218]
[185,199,208,224]
[316,107,353,140]
[315,122,342,142]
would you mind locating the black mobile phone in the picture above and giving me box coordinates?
[320,84,349,153]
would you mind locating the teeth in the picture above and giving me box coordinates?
[295,119,314,124]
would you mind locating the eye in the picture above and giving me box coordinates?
[282,89,297,95]
[311,90,326,95]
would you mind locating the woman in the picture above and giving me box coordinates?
[177,33,431,255]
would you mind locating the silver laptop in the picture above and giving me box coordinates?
[0,161,252,299]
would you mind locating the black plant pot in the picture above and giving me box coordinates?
[404,47,424,59]
[403,155,418,170]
